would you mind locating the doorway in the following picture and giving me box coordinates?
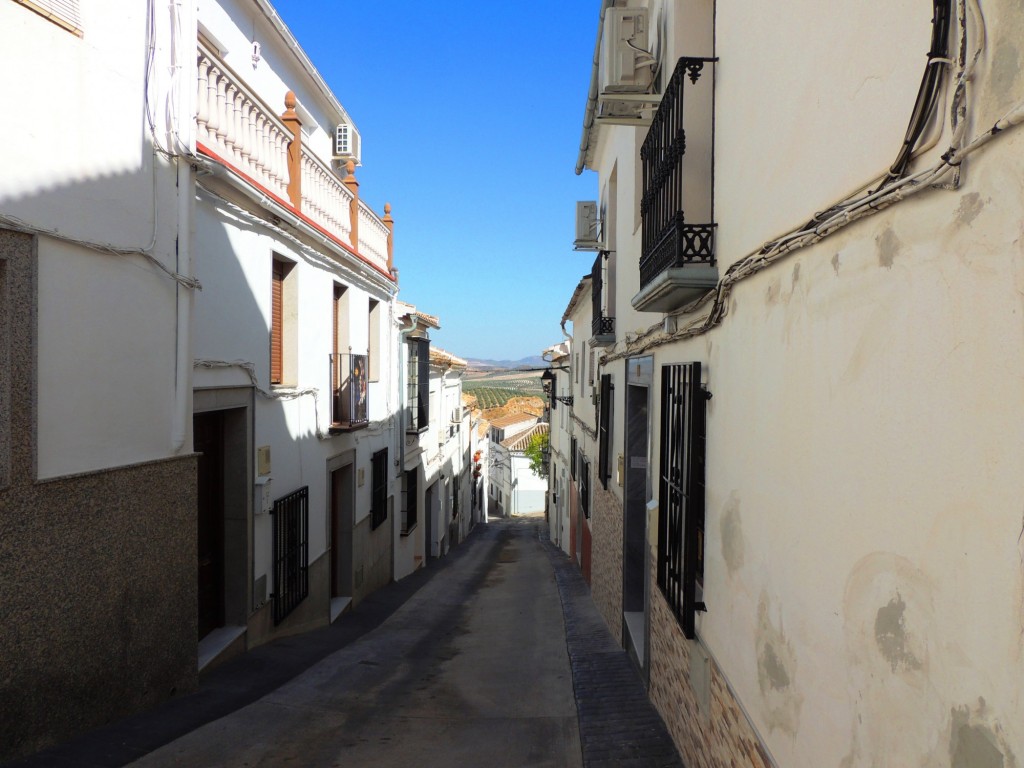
[195,410,225,640]
[622,356,653,672]
[329,462,354,618]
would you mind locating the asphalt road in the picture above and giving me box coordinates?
[130,515,583,768]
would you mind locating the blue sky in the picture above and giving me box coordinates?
[269,1,599,361]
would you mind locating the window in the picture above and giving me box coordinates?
[371,448,388,530]
[402,469,418,534]
[406,339,429,432]
[12,0,82,36]
[598,374,613,490]
[579,455,590,520]
[270,257,297,386]
[588,350,596,387]
[657,362,708,639]
[272,486,309,625]
[570,436,578,480]
[452,475,460,518]
[368,299,381,381]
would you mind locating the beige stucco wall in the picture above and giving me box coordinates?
[581,0,1024,765]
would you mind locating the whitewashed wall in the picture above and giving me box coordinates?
[0,1,195,478]
[585,0,1024,764]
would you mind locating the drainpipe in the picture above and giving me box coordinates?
[171,0,195,453]
[575,0,616,176]
[172,157,193,453]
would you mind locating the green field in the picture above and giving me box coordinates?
[463,374,544,409]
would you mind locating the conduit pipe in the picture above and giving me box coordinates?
[172,156,193,453]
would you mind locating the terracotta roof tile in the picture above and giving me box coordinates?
[501,423,549,450]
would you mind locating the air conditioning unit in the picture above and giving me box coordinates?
[600,7,653,94]
[334,122,362,165]
[574,201,602,251]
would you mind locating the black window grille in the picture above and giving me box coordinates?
[371,448,388,530]
[406,339,430,433]
[570,436,578,480]
[598,374,613,489]
[639,57,718,290]
[657,362,708,639]
[579,455,591,519]
[403,469,418,533]
[272,486,309,625]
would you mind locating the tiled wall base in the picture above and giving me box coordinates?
[589,486,624,645]
[648,545,775,768]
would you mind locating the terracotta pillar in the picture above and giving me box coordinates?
[281,90,302,210]
[383,202,394,273]
[342,160,359,250]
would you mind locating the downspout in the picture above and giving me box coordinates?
[575,0,616,175]
[171,0,195,453]
[172,157,193,452]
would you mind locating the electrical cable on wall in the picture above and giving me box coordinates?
[601,0,1023,367]
[193,358,326,439]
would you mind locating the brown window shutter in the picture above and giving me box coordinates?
[333,286,341,389]
[271,261,284,384]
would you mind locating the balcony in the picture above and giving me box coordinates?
[591,253,615,347]
[633,57,718,314]
[196,44,392,277]
[330,353,369,432]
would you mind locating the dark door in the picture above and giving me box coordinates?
[194,411,226,640]
[330,466,354,599]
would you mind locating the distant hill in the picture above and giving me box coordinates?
[466,355,547,371]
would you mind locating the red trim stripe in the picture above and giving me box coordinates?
[197,142,395,283]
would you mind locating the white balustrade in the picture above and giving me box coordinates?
[357,201,390,271]
[196,44,392,272]
[300,149,352,243]
[196,44,290,200]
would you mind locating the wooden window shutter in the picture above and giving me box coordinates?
[271,261,284,384]
[332,285,342,389]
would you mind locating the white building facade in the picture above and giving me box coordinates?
[190,0,402,659]
[567,0,1024,766]
[0,1,200,759]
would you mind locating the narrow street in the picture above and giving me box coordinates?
[15,517,680,768]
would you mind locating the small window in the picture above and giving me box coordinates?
[406,339,429,432]
[270,257,297,386]
[13,0,82,36]
[272,486,309,625]
[371,448,388,530]
[657,362,708,639]
[579,456,590,520]
[402,469,418,534]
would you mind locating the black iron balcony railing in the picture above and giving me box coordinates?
[330,352,369,430]
[639,56,717,292]
[591,253,615,344]
[592,315,616,336]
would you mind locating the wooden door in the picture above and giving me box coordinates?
[194,411,226,640]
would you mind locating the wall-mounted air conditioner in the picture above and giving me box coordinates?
[334,122,362,166]
[600,8,653,94]
[574,201,603,251]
